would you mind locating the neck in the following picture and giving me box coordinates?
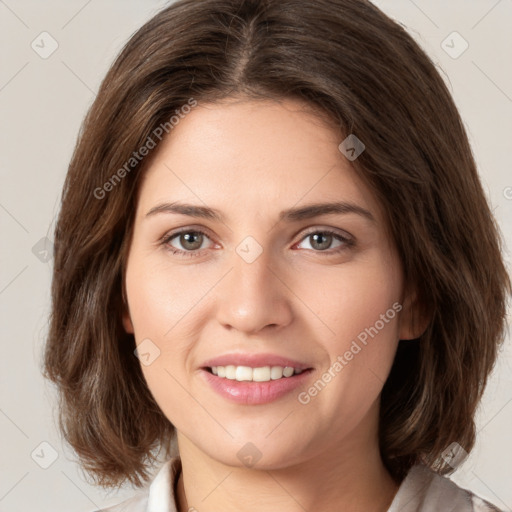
[175,423,399,512]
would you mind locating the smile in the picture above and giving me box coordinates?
[201,366,313,405]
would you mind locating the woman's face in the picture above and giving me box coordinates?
[123,97,414,469]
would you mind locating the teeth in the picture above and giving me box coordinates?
[225,365,236,379]
[210,365,304,382]
[235,366,252,381]
[282,366,294,377]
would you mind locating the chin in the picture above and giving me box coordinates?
[198,435,311,471]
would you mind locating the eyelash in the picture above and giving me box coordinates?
[160,228,355,259]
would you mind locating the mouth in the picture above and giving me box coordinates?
[199,356,314,405]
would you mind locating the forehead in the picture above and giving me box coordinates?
[136,98,382,224]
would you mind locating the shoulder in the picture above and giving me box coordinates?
[90,457,182,512]
[388,464,503,512]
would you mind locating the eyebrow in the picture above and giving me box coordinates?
[145,200,375,223]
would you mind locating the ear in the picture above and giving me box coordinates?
[121,284,134,334]
[122,310,134,334]
[398,288,430,340]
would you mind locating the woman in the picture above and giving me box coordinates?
[43,0,510,510]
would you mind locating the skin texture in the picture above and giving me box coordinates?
[122,97,422,512]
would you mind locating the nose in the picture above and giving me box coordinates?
[215,245,294,335]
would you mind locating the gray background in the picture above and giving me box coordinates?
[0,1,511,511]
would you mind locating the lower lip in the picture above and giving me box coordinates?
[200,368,313,405]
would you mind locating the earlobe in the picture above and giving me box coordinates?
[398,290,430,340]
[121,284,134,334]
[122,311,134,334]
[121,281,134,334]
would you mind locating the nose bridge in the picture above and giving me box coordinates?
[215,236,292,333]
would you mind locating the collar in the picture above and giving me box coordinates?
[145,456,182,512]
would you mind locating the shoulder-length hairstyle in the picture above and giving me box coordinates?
[43,0,511,488]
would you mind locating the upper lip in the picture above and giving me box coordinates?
[201,353,313,370]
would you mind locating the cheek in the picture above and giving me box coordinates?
[124,254,189,372]
[299,249,402,345]
[125,252,212,341]
[124,255,200,427]
[309,253,403,415]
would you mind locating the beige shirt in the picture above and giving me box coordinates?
[94,456,503,512]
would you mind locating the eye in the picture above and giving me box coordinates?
[295,229,354,253]
[161,229,214,258]
[160,227,354,258]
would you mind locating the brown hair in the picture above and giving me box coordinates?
[43,0,511,488]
